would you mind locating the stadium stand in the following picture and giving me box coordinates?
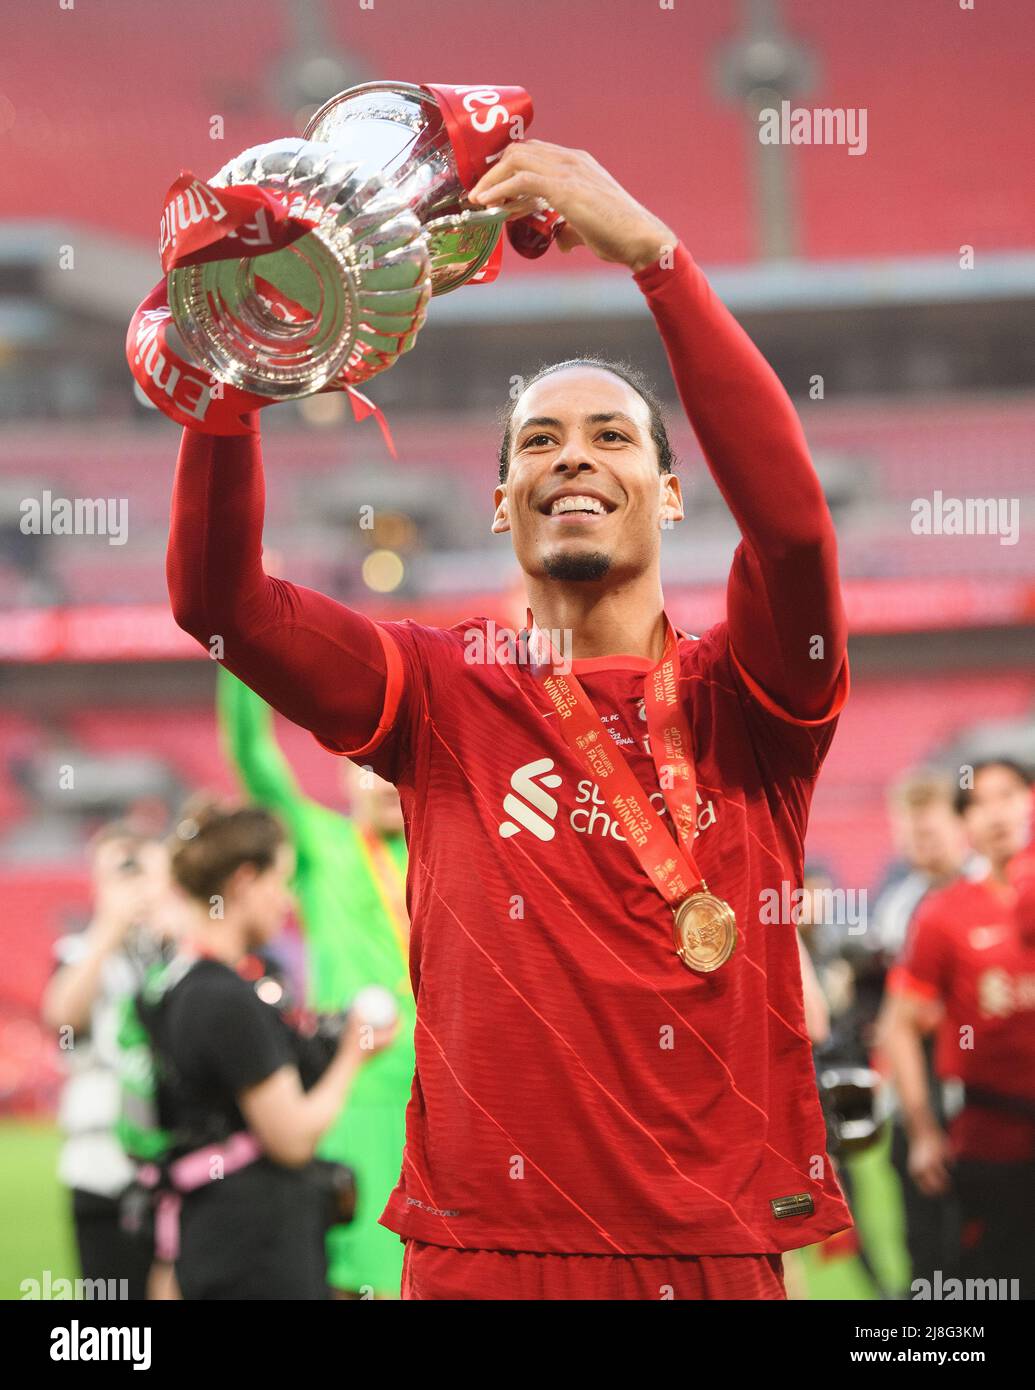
[5,1,1034,260]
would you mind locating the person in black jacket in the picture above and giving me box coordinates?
[148,799,394,1300]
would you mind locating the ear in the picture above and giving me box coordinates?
[492,484,511,534]
[224,862,259,903]
[659,473,684,528]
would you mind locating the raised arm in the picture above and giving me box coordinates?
[167,421,396,752]
[470,142,847,721]
[633,248,846,720]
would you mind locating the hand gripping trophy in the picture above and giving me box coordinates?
[127,82,563,439]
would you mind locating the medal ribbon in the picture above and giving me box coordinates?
[355,826,411,967]
[528,611,707,909]
[127,81,562,437]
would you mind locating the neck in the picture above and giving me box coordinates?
[986,857,1012,888]
[526,571,667,662]
[185,910,248,965]
[926,856,962,882]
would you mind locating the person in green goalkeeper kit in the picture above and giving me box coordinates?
[217,666,413,1298]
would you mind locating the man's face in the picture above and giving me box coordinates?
[92,836,166,887]
[963,766,1032,866]
[92,836,170,927]
[892,800,966,875]
[492,367,682,583]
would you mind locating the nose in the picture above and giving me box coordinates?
[551,443,596,474]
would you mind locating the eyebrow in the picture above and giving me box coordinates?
[514,411,641,435]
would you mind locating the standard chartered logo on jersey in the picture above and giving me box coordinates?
[977,967,1035,1019]
[498,757,717,843]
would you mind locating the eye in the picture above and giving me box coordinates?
[520,432,555,449]
[598,429,628,443]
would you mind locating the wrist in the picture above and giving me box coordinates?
[906,1111,941,1143]
[338,1027,365,1065]
[627,240,667,274]
[626,220,679,274]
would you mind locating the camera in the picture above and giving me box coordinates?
[818,1065,884,1159]
[305,1158,358,1231]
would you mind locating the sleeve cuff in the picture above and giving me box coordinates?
[632,241,695,295]
[729,641,851,727]
[313,623,407,759]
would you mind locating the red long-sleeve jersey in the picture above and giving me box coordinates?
[167,244,851,1256]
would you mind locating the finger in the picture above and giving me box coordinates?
[502,197,553,222]
[468,143,550,200]
[469,172,546,209]
[471,188,544,215]
[467,155,519,202]
[556,224,584,254]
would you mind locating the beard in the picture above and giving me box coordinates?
[542,549,612,582]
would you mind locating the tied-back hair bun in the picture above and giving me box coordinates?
[174,794,225,843]
[169,795,285,905]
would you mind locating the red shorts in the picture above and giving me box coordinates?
[401,1240,786,1301]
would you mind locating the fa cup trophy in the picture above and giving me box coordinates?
[128,82,562,436]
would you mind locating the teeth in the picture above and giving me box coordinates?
[550,495,606,516]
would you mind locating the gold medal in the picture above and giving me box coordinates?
[673,889,737,973]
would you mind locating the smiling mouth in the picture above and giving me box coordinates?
[541,494,616,520]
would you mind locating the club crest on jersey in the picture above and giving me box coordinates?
[499,759,563,841]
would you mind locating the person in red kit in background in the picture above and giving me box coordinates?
[882,759,1035,1297]
[166,138,852,1300]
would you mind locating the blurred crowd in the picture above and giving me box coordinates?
[802,758,1035,1297]
[41,668,410,1300]
[41,691,1035,1298]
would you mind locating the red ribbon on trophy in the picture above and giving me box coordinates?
[126,82,565,440]
[423,83,566,273]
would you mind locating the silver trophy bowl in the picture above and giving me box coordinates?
[304,82,508,296]
[166,82,508,401]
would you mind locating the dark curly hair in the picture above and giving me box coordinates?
[497,356,676,484]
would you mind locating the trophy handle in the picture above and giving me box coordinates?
[423,209,509,294]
